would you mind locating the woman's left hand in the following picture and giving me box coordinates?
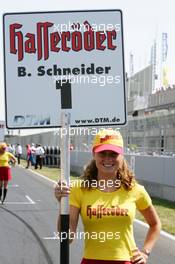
[131,248,148,264]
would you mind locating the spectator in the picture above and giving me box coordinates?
[25,144,35,168]
[16,143,22,164]
[6,144,14,154]
[35,144,45,170]
[31,143,36,165]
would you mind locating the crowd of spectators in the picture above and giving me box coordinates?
[2,143,45,169]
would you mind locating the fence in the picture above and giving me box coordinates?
[43,146,60,167]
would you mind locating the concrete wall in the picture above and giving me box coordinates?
[70,152,175,202]
[6,131,61,152]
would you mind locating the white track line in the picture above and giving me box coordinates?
[25,195,35,204]
[8,184,19,188]
[21,166,56,184]
[3,195,35,205]
[43,236,58,240]
[4,202,33,205]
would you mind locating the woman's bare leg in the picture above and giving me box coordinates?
[2,180,8,204]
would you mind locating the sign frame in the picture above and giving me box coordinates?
[3,9,127,129]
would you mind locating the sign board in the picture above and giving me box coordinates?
[3,10,126,128]
[0,121,5,141]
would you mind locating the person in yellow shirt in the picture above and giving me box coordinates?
[55,129,161,264]
[0,143,16,204]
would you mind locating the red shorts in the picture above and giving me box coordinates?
[81,259,131,264]
[0,167,12,181]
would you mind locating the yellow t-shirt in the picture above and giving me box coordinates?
[0,152,15,167]
[70,181,152,261]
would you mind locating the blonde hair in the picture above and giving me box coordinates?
[80,158,136,190]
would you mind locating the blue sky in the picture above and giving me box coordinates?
[0,0,174,121]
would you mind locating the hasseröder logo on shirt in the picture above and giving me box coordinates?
[87,205,128,219]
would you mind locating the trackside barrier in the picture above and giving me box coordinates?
[44,146,50,165]
[43,146,61,167]
[50,146,54,166]
[43,146,47,165]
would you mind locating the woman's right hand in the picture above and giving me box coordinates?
[54,180,71,202]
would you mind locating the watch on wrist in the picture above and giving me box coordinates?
[142,248,151,256]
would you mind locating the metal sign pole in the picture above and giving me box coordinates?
[60,112,70,264]
[130,155,135,174]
